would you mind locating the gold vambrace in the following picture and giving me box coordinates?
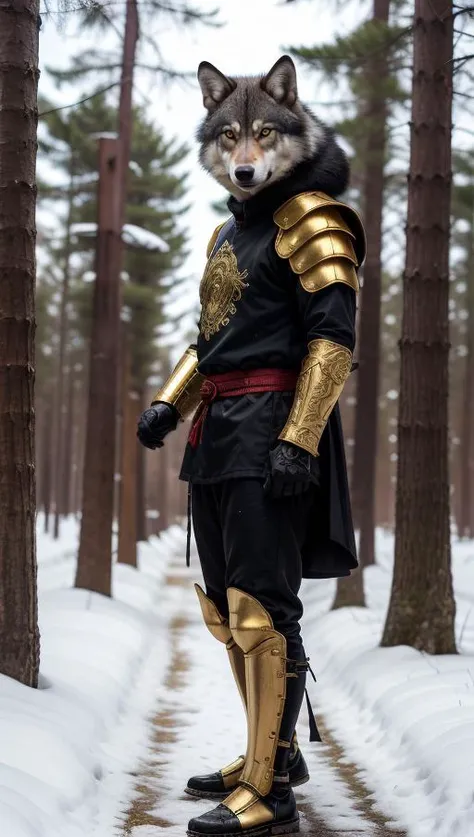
[279,338,352,456]
[151,345,203,419]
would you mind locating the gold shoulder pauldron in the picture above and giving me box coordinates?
[273,191,366,294]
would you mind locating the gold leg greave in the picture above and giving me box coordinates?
[195,583,248,786]
[195,583,247,709]
[227,587,287,798]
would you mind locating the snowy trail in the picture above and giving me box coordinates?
[114,553,406,837]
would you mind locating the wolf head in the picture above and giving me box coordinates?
[196,55,329,200]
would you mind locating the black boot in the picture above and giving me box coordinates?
[187,785,299,837]
[185,736,309,800]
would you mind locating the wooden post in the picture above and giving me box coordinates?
[76,138,121,595]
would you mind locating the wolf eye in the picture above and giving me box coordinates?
[224,129,235,140]
[260,127,272,138]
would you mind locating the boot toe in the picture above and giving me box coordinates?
[187,804,242,835]
[186,771,226,795]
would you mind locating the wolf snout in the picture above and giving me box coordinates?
[234,165,255,184]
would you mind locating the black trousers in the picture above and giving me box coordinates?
[191,479,314,660]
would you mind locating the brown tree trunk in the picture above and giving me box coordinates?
[0,0,40,686]
[117,348,138,566]
[60,361,75,518]
[382,0,456,653]
[73,370,86,517]
[458,234,474,539]
[333,0,390,610]
[135,384,148,541]
[76,138,121,595]
[350,0,390,566]
[155,441,169,533]
[40,393,53,532]
[53,163,74,539]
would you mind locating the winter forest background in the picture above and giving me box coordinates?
[1,1,474,836]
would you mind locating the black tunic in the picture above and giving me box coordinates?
[180,166,358,579]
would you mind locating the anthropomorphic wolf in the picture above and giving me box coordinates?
[137,55,365,837]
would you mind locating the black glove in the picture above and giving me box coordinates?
[136,402,179,450]
[263,440,317,498]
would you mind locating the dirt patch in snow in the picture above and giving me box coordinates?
[121,577,190,835]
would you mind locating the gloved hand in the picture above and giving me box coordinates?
[136,402,179,450]
[263,440,317,498]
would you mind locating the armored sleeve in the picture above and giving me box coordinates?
[151,345,204,419]
[273,191,366,456]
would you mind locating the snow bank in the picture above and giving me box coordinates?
[0,520,186,837]
[302,529,474,837]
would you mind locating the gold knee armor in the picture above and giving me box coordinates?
[195,584,247,709]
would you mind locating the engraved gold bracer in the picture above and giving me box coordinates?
[279,338,353,457]
[273,190,366,293]
[150,345,203,419]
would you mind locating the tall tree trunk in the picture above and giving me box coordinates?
[333,0,390,609]
[382,0,456,653]
[0,0,40,686]
[60,360,74,518]
[53,162,74,539]
[116,0,139,557]
[457,229,474,539]
[136,384,148,542]
[350,0,390,562]
[117,345,138,566]
[73,370,86,517]
[155,440,169,534]
[76,138,121,595]
[41,393,53,532]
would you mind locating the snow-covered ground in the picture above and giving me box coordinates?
[301,531,474,837]
[1,521,473,837]
[0,518,185,837]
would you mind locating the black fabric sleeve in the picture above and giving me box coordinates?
[295,280,357,353]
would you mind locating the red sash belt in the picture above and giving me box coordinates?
[188,368,298,449]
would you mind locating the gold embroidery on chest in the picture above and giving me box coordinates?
[199,241,249,341]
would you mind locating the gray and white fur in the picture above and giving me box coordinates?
[196,55,348,201]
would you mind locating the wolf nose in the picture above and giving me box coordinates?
[235,165,255,183]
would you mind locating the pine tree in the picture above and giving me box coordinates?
[36,93,189,576]
[0,0,41,686]
[381,0,456,653]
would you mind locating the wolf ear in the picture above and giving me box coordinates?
[261,55,297,107]
[198,61,236,111]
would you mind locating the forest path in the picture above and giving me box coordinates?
[116,555,406,837]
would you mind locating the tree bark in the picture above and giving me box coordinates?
[76,138,121,595]
[116,0,139,558]
[0,0,40,686]
[457,229,474,539]
[135,384,148,541]
[40,393,53,532]
[333,0,390,609]
[60,361,75,518]
[350,0,390,566]
[382,0,456,653]
[52,162,74,539]
[117,346,138,566]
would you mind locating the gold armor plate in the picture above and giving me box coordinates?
[274,191,366,294]
[279,338,353,456]
[199,240,248,342]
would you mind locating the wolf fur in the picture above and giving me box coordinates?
[197,55,348,201]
